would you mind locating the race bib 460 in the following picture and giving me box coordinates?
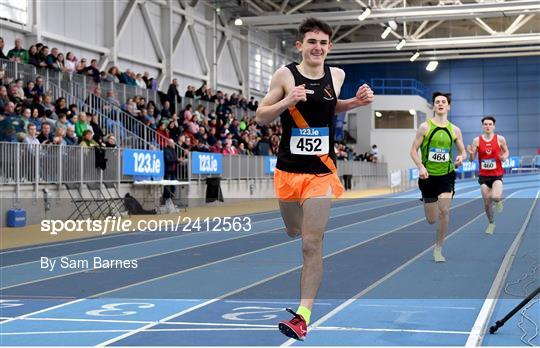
[481,159,497,170]
[428,147,450,163]
[290,127,329,155]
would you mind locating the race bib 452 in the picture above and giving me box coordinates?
[290,127,329,155]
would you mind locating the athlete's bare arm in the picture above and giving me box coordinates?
[255,67,306,126]
[410,122,429,179]
[467,137,479,161]
[332,68,374,113]
[499,135,510,162]
[453,126,467,167]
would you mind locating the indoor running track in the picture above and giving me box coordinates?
[1,174,538,346]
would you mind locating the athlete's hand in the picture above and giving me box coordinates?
[418,165,429,179]
[500,154,508,162]
[454,155,464,167]
[355,84,374,106]
[285,84,307,107]
[466,144,474,155]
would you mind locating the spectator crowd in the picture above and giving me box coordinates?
[1,36,371,164]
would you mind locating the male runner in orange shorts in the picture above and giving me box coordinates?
[255,18,374,340]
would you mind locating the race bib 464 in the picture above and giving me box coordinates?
[428,148,450,163]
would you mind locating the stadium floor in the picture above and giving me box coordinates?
[0,174,538,346]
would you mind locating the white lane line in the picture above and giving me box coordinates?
[282,189,530,347]
[2,194,409,273]
[91,199,433,299]
[0,299,86,325]
[0,326,471,336]
[465,190,540,347]
[223,300,333,306]
[96,198,478,347]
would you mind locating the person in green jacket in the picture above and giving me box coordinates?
[7,38,29,64]
[410,92,467,262]
[74,111,88,139]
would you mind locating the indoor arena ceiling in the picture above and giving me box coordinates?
[211,0,540,64]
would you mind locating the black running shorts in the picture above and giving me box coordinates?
[418,171,456,203]
[478,175,503,189]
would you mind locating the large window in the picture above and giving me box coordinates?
[249,44,273,93]
[374,110,415,129]
[0,0,28,25]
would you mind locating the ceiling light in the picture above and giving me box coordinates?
[388,20,398,30]
[409,109,417,116]
[375,111,382,118]
[234,18,243,26]
[358,7,371,21]
[396,39,406,50]
[381,27,392,39]
[426,60,439,71]
[409,52,420,62]
[215,7,220,13]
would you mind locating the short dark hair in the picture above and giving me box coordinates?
[298,18,333,42]
[432,92,451,104]
[481,116,496,124]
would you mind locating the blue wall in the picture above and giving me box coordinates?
[339,56,540,156]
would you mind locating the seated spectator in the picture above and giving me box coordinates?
[64,52,77,73]
[28,45,39,67]
[32,76,44,96]
[0,86,9,113]
[142,71,150,87]
[79,129,99,147]
[7,38,29,64]
[23,123,40,145]
[13,79,25,99]
[167,118,181,143]
[53,52,66,71]
[55,113,69,132]
[135,73,147,89]
[55,97,69,115]
[76,58,87,74]
[156,122,169,149]
[46,47,59,69]
[52,127,67,145]
[37,46,49,69]
[369,144,379,163]
[106,66,121,83]
[23,81,34,99]
[185,85,195,99]
[103,134,117,148]
[37,123,53,144]
[19,107,32,130]
[83,59,100,83]
[89,114,104,144]
[74,112,88,139]
[29,108,42,131]
[64,125,78,145]
[0,37,7,59]
[160,100,171,119]
[41,94,57,119]
[222,139,238,155]
[105,90,121,108]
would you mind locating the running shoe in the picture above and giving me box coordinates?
[495,200,503,213]
[485,223,495,235]
[433,246,446,262]
[278,308,307,341]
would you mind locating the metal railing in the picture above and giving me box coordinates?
[1,58,158,105]
[3,59,160,151]
[188,154,388,183]
[0,142,127,187]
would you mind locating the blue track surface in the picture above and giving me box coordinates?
[0,174,538,346]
